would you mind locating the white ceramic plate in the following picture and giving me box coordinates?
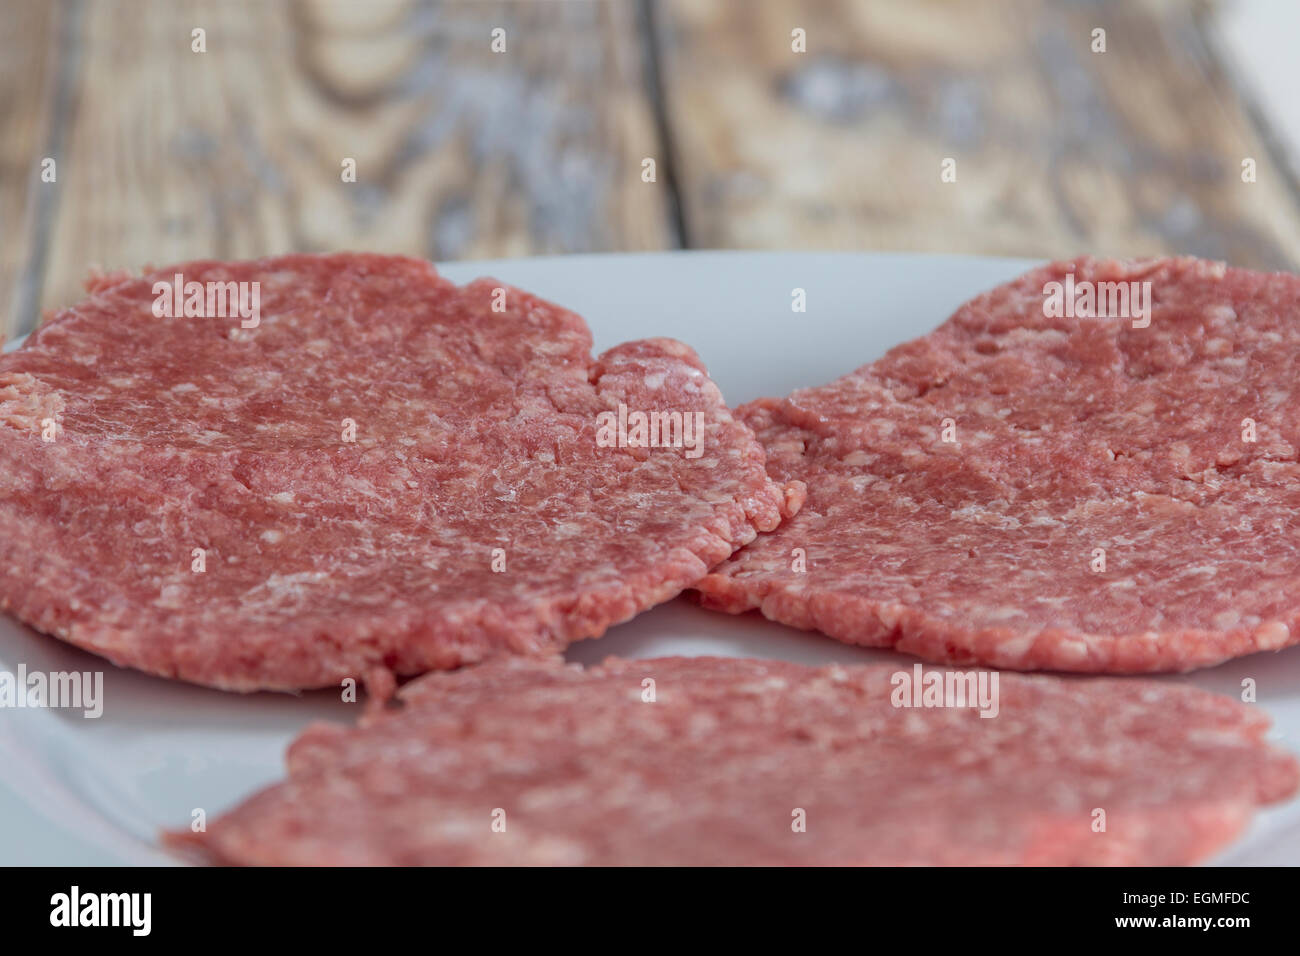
[2,251,1298,866]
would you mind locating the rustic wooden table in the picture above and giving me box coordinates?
[3,0,1299,339]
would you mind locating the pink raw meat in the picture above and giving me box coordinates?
[172,655,1299,865]
[698,257,1300,672]
[0,253,795,693]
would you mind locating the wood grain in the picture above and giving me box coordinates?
[654,0,1300,269]
[0,0,64,339]
[33,0,673,314]
[9,0,1300,333]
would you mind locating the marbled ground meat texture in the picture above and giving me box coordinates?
[697,257,1300,673]
[174,655,1298,866]
[0,253,793,692]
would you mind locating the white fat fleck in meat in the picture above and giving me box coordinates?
[993,631,1036,658]
[687,711,719,736]
[1024,514,1061,527]
[511,405,547,421]
[1254,621,1291,649]
[982,605,1024,622]
[532,339,572,356]
[1053,638,1090,663]
[1213,610,1241,630]
[156,584,186,608]
[247,571,332,604]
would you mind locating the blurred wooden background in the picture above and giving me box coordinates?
[3,0,1300,338]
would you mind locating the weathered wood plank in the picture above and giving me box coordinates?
[37,0,673,313]
[0,0,63,339]
[655,0,1300,269]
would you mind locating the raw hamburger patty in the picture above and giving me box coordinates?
[172,655,1298,866]
[0,253,793,692]
[697,257,1300,672]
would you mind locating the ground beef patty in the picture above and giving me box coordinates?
[172,655,1298,866]
[0,253,793,693]
[697,257,1300,673]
